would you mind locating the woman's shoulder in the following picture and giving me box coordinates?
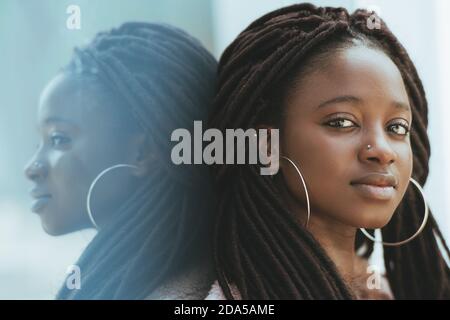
[145,257,216,300]
[205,258,394,300]
[205,280,241,300]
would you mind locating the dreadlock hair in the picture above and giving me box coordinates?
[208,3,450,299]
[55,22,217,299]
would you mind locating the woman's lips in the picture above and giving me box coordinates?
[350,173,398,201]
[351,183,396,201]
[30,194,52,213]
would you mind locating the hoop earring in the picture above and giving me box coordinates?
[360,177,429,247]
[86,164,139,229]
[280,156,311,228]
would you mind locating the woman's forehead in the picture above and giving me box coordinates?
[286,45,410,114]
[37,73,108,127]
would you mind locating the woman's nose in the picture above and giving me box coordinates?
[359,133,397,166]
[24,159,48,182]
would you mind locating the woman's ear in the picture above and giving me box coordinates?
[129,133,157,177]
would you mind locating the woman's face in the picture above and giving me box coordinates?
[24,73,144,235]
[279,45,413,230]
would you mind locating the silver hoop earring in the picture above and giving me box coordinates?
[360,177,429,246]
[86,164,139,229]
[280,156,311,228]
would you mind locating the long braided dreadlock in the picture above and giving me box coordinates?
[209,3,450,299]
[56,22,217,299]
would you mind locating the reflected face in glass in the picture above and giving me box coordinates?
[279,45,413,230]
[24,73,144,235]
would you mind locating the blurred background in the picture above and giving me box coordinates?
[0,0,449,299]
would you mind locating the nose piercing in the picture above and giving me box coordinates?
[32,161,44,169]
[366,144,372,150]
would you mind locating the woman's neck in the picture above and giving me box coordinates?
[278,177,359,280]
[277,177,394,299]
[307,214,358,281]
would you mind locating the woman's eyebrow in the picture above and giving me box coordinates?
[392,101,411,112]
[44,117,75,126]
[316,95,361,109]
[42,117,79,131]
[317,95,411,113]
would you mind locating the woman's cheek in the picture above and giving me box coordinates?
[301,135,352,175]
[48,149,64,164]
[49,150,76,174]
[397,145,413,203]
[48,149,89,192]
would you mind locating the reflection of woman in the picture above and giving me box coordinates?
[24,22,217,299]
[207,4,449,299]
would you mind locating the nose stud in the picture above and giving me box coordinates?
[32,161,44,169]
[366,144,372,150]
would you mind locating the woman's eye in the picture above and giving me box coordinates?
[388,123,410,136]
[50,134,71,147]
[326,118,356,128]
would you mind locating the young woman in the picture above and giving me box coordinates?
[24,22,217,299]
[207,3,450,299]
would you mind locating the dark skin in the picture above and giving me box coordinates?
[265,45,413,298]
[24,73,152,236]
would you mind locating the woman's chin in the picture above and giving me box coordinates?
[41,220,66,236]
[357,215,393,230]
[40,213,86,236]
